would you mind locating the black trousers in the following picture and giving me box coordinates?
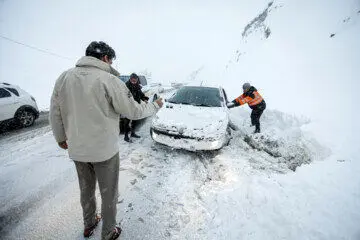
[250,101,266,131]
[123,118,138,135]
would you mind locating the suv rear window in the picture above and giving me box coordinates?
[5,87,19,96]
[0,88,11,98]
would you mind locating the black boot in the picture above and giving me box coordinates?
[124,133,132,142]
[254,127,260,134]
[131,132,141,138]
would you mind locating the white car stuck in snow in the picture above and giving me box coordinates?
[150,86,231,151]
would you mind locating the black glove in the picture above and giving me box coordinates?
[230,99,240,107]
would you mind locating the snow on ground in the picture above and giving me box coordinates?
[1,0,359,238]
[1,105,359,240]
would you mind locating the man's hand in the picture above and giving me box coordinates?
[58,141,68,150]
[155,98,164,108]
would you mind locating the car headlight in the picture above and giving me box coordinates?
[210,140,220,148]
[151,129,158,139]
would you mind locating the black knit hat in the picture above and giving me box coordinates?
[130,73,139,80]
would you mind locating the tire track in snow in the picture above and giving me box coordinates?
[0,112,49,142]
[117,128,225,239]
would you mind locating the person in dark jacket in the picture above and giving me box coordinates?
[228,83,266,133]
[123,73,149,142]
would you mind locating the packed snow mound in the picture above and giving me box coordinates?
[228,108,330,172]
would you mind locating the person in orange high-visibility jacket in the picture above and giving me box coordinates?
[227,83,266,133]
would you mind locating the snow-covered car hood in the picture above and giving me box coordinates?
[152,103,229,139]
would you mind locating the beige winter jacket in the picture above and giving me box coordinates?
[50,56,160,162]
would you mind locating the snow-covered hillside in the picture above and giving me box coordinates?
[221,0,360,147]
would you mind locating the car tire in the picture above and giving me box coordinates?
[16,109,35,127]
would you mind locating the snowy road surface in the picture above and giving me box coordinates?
[0,111,53,233]
[0,112,50,140]
[0,108,359,240]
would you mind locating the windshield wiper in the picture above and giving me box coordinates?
[168,101,202,106]
[168,101,191,105]
[194,103,214,107]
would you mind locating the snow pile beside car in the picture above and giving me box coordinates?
[228,108,331,172]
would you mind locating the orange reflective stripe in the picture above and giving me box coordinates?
[236,91,263,106]
[235,94,249,105]
[248,91,263,106]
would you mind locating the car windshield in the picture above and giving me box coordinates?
[167,86,222,107]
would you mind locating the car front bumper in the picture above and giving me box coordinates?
[150,128,228,151]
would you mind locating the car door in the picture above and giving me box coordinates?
[0,88,16,121]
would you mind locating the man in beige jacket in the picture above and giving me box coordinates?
[49,41,163,240]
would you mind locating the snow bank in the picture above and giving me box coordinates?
[229,107,330,172]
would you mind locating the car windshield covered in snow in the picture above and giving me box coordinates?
[167,86,222,107]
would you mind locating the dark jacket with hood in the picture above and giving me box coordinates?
[126,81,149,104]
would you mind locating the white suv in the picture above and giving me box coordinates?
[0,83,39,128]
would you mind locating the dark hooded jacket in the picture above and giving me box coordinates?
[126,81,149,104]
